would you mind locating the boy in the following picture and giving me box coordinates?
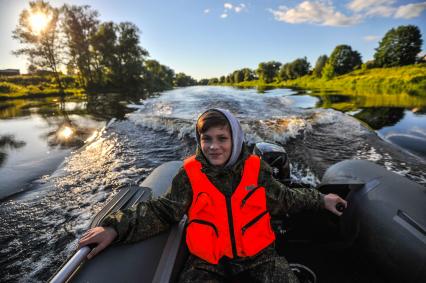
[79,108,346,282]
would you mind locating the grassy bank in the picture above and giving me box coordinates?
[233,64,426,96]
[0,75,84,100]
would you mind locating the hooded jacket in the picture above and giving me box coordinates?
[101,109,324,269]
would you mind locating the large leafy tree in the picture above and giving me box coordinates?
[374,25,422,67]
[328,45,362,76]
[241,68,255,81]
[144,59,174,93]
[90,22,117,86]
[208,78,219,85]
[321,62,335,80]
[174,73,196,87]
[256,61,282,83]
[232,70,244,83]
[198,78,209,85]
[278,63,291,80]
[279,57,310,80]
[313,55,328,77]
[13,0,64,89]
[114,22,148,91]
[62,4,99,87]
[90,21,148,92]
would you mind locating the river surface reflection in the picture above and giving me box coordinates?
[1,88,425,200]
[0,94,132,199]
[1,86,425,282]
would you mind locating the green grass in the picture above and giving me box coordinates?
[232,64,426,96]
[0,75,84,100]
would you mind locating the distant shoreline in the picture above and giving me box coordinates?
[1,64,425,100]
[224,64,426,97]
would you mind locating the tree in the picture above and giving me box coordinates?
[241,68,255,81]
[233,70,244,83]
[62,4,99,87]
[174,73,196,87]
[313,55,328,77]
[198,79,209,85]
[290,57,310,79]
[321,61,335,80]
[144,59,174,92]
[13,0,64,89]
[208,78,219,85]
[113,22,148,91]
[328,45,362,76]
[90,22,117,86]
[256,61,281,83]
[279,58,310,80]
[374,25,422,67]
[278,63,290,81]
[90,21,148,93]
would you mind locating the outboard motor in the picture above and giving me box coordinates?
[253,142,290,182]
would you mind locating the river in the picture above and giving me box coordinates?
[1,86,425,282]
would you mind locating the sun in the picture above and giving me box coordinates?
[59,126,74,140]
[29,12,50,34]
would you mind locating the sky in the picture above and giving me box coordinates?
[0,0,425,79]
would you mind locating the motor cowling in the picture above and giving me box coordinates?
[253,142,290,182]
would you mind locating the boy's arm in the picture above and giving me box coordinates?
[100,168,192,244]
[259,160,325,216]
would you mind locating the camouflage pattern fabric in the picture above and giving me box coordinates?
[100,144,323,280]
[179,246,299,283]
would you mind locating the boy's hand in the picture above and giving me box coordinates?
[324,193,347,216]
[78,226,118,259]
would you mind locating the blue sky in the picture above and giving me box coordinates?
[1,0,425,79]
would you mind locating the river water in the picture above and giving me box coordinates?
[1,86,425,282]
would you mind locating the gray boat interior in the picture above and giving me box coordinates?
[69,161,186,283]
[54,160,426,283]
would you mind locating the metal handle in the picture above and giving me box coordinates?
[50,246,91,283]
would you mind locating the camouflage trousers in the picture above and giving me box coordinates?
[178,253,300,283]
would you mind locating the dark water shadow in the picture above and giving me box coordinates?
[0,135,26,167]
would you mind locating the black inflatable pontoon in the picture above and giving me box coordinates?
[50,144,426,283]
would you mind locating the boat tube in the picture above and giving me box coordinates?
[320,160,426,283]
[50,143,426,283]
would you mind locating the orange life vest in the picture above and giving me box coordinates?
[183,154,276,264]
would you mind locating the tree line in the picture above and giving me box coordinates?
[203,25,423,85]
[12,2,423,93]
[12,0,196,96]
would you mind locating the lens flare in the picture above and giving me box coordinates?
[59,126,74,140]
[29,12,50,34]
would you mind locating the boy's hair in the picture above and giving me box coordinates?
[197,110,230,135]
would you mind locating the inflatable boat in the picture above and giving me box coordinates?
[50,142,426,283]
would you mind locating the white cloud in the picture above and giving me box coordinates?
[348,0,426,18]
[347,0,395,12]
[224,3,233,10]
[270,1,361,26]
[221,3,247,17]
[394,2,426,19]
[364,5,395,17]
[235,6,243,13]
[234,3,247,13]
[204,9,210,14]
[271,0,425,26]
[364,35,380,42]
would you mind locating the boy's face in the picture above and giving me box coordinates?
[200,125,232,167]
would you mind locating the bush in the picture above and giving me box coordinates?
[0,82,21,93]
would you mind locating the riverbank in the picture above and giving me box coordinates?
[232,64,426,96]
[0,75,84,100]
